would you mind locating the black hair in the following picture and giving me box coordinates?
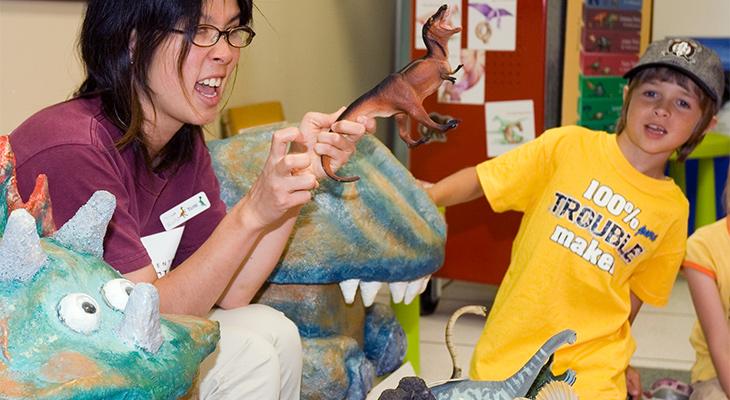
[76,0,253,172]
[615,67,716,162]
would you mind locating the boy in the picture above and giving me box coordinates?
[426,38,724,398]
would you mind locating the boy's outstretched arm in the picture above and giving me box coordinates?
[684,268,730,396]
[426,166,483,208]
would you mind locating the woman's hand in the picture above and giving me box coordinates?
[295,108,374,180]
[238,127,318,230]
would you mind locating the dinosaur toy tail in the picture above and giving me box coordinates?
[445,305,488,379]
[321,155,360,183]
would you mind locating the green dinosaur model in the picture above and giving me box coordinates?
[0,137,219,399]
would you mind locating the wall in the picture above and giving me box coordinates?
[0,1,85,134]
[0,0,395,138]
[652,0,730,39]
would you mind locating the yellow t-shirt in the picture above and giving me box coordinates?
[471,126,688,398]
[684,217,730,383]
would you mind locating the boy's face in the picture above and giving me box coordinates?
[621,79,706,162]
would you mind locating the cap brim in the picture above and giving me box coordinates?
[624,62,720,107]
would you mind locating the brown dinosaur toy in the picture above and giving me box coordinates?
[323,4,462,182]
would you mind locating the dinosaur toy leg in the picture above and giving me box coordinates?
[403,104,459,147]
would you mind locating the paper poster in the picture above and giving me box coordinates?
[485,100,535,157]
[438,49,486,105]
[415,0,462,50]
[466,0,517,51]
[140,226,185,278]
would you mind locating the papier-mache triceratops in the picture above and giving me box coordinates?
[0,137,219,399]
[208,124,447,399]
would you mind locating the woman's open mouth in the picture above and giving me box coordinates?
[194,77,222,102]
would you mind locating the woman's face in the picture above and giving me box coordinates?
[144,0,242,137]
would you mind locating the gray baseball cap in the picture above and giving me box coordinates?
[624,37,725,112]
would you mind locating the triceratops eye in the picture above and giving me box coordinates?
[101,278,135,312]
[57,293,101,334]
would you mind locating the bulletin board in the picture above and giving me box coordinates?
[408,0,556,284]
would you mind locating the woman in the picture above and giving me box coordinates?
[9,0,372,398]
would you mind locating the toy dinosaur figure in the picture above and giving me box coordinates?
[429,305,577,400]
[209,124,446,399]
[322,4,463,182]
[378,377,578,400]
[429,329,577,399]
[0,137,219,399]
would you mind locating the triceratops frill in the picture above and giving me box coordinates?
[0,137,219,399]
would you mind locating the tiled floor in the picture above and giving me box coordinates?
[414,277,696,383]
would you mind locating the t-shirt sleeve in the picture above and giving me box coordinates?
[475,127,565,212]
[629,216,687,307]
[15,143,151,274]
[683,225,719,280]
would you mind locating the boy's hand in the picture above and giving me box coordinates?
[626,365,642,399]
[415,179,436,203]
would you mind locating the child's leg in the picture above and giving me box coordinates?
[690,378,726,400]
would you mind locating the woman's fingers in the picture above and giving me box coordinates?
[269,127,302,160]
[279,152,311,175]
[300,107,344,133]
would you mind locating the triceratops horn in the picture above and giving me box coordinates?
[53,191,116,258]
[0,209,48,282]
[119,282,164,353]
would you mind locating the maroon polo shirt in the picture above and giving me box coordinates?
[9,96,227,274]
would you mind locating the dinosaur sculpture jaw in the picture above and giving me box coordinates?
[338,275,431,307]
[209,128,446,303]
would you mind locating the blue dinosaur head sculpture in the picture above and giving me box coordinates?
[208,125,446,305]
[0,138,219,399]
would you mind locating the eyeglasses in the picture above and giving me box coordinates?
[172,24,255,48]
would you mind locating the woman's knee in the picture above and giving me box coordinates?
[271,310,302,351]
[242,304,302,353]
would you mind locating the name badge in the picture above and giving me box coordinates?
[160,191,211,231]
[140,226,185,278]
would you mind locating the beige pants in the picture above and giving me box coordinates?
[194,304,302,400]
[691,379,729,400]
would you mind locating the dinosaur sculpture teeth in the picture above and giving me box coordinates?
[338,276,431,306]
[388,281,408,304]
[386,276,430,305]
[403,275,430,305]
[339,279,360,304]
[359,281,382,307]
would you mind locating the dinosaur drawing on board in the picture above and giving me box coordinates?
[468,2,513,28]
